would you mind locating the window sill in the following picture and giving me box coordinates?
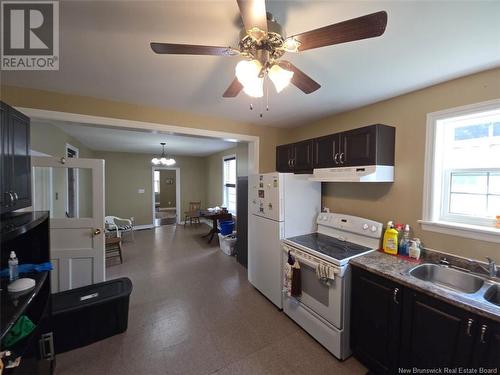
[418,220,500,243]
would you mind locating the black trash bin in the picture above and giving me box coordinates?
[51,277,132,353]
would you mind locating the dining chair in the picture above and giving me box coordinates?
[184,201,202,226]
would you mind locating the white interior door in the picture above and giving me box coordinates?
[32,156,105,293]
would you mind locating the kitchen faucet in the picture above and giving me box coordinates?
[478,257,497,278]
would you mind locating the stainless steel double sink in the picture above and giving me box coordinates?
[407,263,500,307]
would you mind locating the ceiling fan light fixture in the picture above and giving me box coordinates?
[268,64,294,93]
[242,76,264,98]
[282,37,301,52]
[236,59,264,98]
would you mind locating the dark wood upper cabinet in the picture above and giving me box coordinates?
[276,144,294,173]
[351,267,402,375]
[292,139,313,173]
[313,134,340,168]
[1,101,31,214]
[276,140,313,174]
[277,124,395,173]
[341,124,395,167]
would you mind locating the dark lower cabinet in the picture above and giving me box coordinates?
[351,267,402,375]
[351,265,500,374]
[472,318,500,369]
[400,289,475,369]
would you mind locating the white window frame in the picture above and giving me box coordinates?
[222,154,237,215]
[420,99,500,243]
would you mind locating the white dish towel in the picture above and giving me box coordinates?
[316,263,335,282]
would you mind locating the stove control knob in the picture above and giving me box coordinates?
[362,224,369,230]
[370,225,378,232]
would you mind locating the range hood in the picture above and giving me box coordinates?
[309,165,394,182]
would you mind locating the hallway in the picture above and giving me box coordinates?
[56,225,367,375]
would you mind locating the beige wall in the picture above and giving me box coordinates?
[158,169,176,208]
[285,68,500,262]
[93,151,206,226]
[1,85,282,173]
[205,143,249,209]
[30,121,94,218]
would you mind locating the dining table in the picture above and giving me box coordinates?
[200,210,232,243]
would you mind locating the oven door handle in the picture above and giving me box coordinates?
[284,247,340,279]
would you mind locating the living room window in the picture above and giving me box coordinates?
[421,99,500,242]
[223,155,236,215]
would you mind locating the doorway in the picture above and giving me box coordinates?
[152,167,181,226]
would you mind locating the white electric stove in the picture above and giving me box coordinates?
[282,212,383,360]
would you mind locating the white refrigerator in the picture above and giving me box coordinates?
[248,173,321,308]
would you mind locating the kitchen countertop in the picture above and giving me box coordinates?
[350,250,500,322]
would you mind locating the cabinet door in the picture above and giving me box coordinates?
[276,144,294,173]
[340,125,377,167]
[351,266,403,375]
[313,134,340,168]
[400,289,476,369]
[10,107,31,209]
[472,318,500,369]
[0,102,11,210]
[292,140,313,173]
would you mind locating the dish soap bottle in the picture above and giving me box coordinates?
[409,239,422,260]
[398,224,411,256]
[8,251,19,282]
[383,221,398,255]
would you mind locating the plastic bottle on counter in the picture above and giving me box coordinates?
[408,239,422,260]
[398,224,411,256]
[383,221,399,255]
[8,251,19,282]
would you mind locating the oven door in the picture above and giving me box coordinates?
[283,246,344,329]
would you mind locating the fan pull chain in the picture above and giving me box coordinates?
[249,103,253,111]
[266,82,269,112]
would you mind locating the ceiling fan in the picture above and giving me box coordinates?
[150,0,387,99]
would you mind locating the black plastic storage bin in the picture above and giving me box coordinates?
[51,277,132,353]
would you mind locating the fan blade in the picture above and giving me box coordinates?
[288,11,387,51]
[150,43,238,56]
[237,0,268,40]
[278,61,321,94]
[223,78,244,97]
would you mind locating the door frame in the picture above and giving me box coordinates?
[31,156,105,292]
[65,143,80,218]
[17,107,259,175]
[151,166,181,225]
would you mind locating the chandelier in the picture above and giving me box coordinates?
[151,142,176,166]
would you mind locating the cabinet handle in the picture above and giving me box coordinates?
[393,287,399,304]
[339,152,345,164]
[288,159,291,168]
[6,191,15,206]
[39,332,55,360]
[334,153,339,164]
[480,324,488,344]
[12,192,18,201]
[466,318,474,336]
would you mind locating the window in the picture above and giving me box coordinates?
[154,171,160,194]
[422,100,500,241]
[223,156,237,214]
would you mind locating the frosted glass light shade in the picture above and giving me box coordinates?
[268,64,294,93]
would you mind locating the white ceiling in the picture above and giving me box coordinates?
[36,120,237,156]
[3,1,500,128]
